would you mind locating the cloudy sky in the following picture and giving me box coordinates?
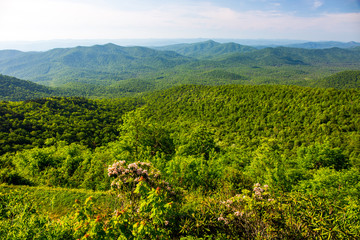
[0,0,359,42]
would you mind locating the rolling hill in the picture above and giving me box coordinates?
[0,42,359,91]
[0,43,193,86]
[154,40,256,59]
[0,74,62,101]
[314,70,360,89]
[220,47,360,66]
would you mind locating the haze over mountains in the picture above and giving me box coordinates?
[0,43,192,85]
[0,40,359,100]
[285,41,360,49]
[1,40,360,84]
[0,39,359,52]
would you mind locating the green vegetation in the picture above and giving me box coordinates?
[0,41,359,239]
[154,40,256,59]
[1,84,360,239]
[313,70,360,89]
[0,74,57,101]
[0,97,143,154]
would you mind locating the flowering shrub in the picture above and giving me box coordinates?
[107,160,176,239]
[214,183,284,239]
[2,158,360,240]
[108,160,175,199]
[108,161,155,186]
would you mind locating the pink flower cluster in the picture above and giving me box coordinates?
[217,183,274,224]
[253,183,264,197]
[108,161,126,177]
[108,161,160,190]
[108,160,175,195]
[234,211,243,217]
[217,216,229,224]
[253,183,270,200]
[108,161,154,179]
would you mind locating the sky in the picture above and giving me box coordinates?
[0,0,359,42]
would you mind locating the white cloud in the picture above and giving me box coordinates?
[313,0,324,9]
[0,0,359,41]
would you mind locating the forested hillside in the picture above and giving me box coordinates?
[0,43,193,86]
[0,97,143,154]
[154,40,256,59]
[314,70,360,89]
[0,42,359,89]
[1,85,360,238]
[220,47,360,66]
[0,74,57,101]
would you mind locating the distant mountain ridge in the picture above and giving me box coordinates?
[286,41,360,49]
[220,47,360,66]
[2,39,358,51]
[0,41,359,88]
[0,43,193,86]
[0,50,25,61]
[154,40,256,59]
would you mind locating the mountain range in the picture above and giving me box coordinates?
[154,40,256,59]
[0,40,359,100]
[1,41,359,86]
[0,43,192,86]
[1,39,359,52]
[285,41,360,49]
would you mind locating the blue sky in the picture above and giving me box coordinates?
[0,0,359,42]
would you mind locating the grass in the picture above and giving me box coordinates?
[0,184,118,218]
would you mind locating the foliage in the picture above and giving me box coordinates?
[0,96,143,154]
[1,168,359,239]
[0,74,58,101]
[0,77,360,239]
[297,143,349,171]
[314,70,360,89]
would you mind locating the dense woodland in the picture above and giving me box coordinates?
[1,42,360,239]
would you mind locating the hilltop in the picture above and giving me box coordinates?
[154,40,256,59]
[314,70,360,89]
[0,74,60,101]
